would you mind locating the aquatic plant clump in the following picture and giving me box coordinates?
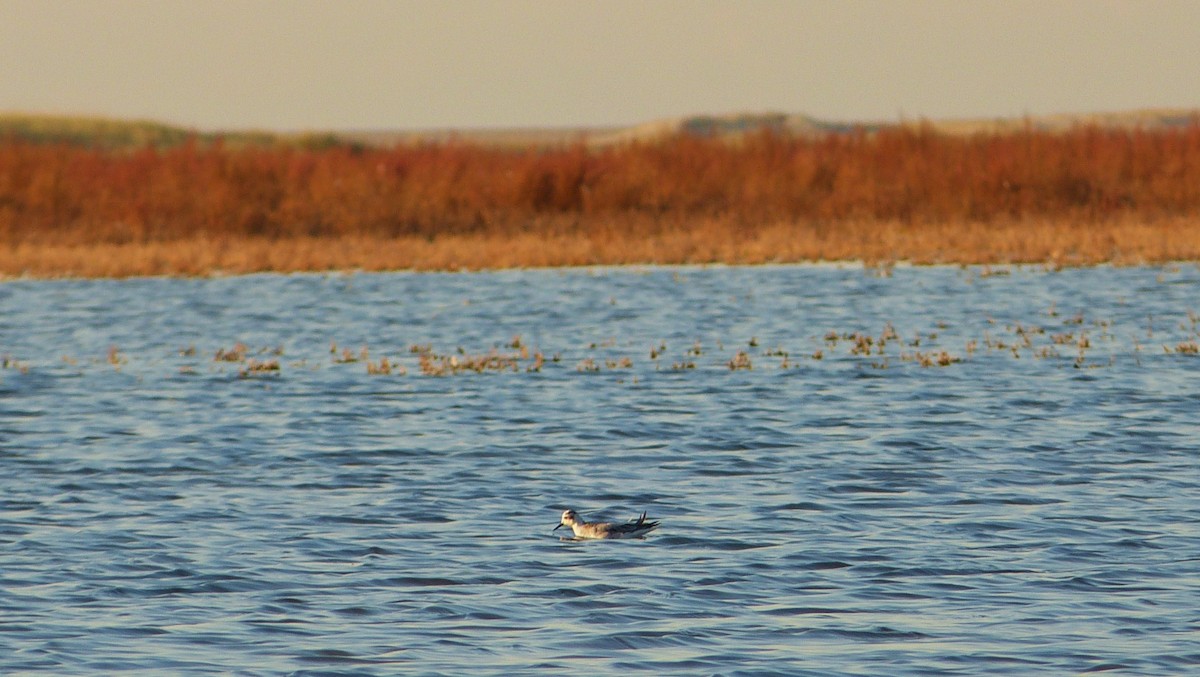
[7,301,1199,388]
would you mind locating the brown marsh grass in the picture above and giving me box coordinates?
[2,217,1196,277]
[2,124,1200,277]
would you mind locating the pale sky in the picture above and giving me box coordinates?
[1,0,1198,131]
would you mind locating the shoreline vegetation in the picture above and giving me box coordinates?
[2,110,1199,278]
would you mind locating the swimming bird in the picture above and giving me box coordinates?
[553,509,659,539]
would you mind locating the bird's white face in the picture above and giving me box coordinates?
[560,510,579,526]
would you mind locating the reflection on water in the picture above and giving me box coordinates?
[2,265,1198,675]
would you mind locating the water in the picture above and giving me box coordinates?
[2,264,1198,675]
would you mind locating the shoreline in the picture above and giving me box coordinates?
[4,216,1198,279]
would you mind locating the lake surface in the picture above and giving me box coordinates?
[2,264,1198,675]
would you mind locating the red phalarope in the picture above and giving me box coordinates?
[553,509,660,539]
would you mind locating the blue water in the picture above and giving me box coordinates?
[2,265,1198,675]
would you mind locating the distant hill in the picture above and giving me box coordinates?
[285,108,1199,152]
[0,113,337,150]
[0,113,198,148]
[3,108,1197,151]
[909,108,1200,136]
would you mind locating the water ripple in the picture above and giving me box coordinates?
[2,265,1199,674]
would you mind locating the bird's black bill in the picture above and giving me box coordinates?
[552,523,563,531]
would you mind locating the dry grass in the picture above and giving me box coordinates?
[2,215,1198,278]
[3,123,1200,277]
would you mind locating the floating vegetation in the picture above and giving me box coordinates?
[215,343,249,362]
[333,346,368,364]
[5,300,1199,383]
[2,354,29,373]
[366,357,406,375]
[728,350,753,370]
[417,347,522,376]
[1168,341,1199,354]
[508,335,531,357]
[238,359,280,378]
[902,350,961,367]
[105,345,125,366]
[649,342,666,360]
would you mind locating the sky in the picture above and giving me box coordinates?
[1,0,1198,132]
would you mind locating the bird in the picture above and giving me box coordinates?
[553,509,659,539]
